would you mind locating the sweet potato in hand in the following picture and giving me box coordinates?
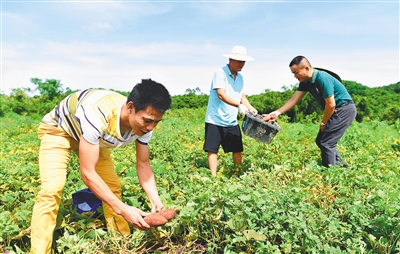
[143,213,168,227]
[157,209,176,221]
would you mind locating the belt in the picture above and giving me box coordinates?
[337,100,354,108]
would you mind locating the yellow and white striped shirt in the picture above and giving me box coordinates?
[42,89,152,148]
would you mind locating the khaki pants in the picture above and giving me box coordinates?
[31,123,130,254]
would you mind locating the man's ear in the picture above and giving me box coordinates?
[305,65,312,76]
[127,101,135,112]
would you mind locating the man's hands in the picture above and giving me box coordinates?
[249,107,258,116]
[117,200,166,231]
[120,203,175,230]
[262,110,281,123]
[319,122,326,132]
[150,200,164,213]
[238,104,258,117]
[238,104,248,117]
[120,205,152,230]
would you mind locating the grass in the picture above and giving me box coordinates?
[1,109,399,253]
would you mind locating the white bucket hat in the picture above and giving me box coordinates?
[223,46,254,61]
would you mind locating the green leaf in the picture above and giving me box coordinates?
[243,229,267,241]
[238,194,252,202]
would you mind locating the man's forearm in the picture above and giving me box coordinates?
[81,168,126,214]
[277,99,297,115]
[136,164,161,205]
[322,96,336,124]
[322,107,335,124]
[219,94,240,107]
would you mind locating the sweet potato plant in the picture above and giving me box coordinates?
[1,108,399,253]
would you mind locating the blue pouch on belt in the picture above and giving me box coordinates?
[72,188,102,218]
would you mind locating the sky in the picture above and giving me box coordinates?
[1,0,399,96]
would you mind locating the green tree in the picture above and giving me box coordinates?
[171,87,208,109]
[31,78,64,101]
[185,87,203,95]
[9,88,30,115]
[343,80,369,96]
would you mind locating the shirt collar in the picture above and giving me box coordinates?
[310,68,318,84]
[224,64,234,77]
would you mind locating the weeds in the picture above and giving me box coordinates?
[1,108,399,253]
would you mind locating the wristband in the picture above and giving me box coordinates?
[320,122,326,126]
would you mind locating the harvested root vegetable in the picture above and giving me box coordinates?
[144,213,168,227]
[157,209,176,221]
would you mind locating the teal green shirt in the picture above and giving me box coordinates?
[297,69,352,108]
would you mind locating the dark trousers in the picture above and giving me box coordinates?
[316,101,357,167]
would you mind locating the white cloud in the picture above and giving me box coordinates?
[57,1,173,22]
[1,2,398,97]
[2,12,31,26]
[69,1,127,13]
[0,41,219,94]
[189,2,255,21]
[2,41,398,97]
[81,22,113,32]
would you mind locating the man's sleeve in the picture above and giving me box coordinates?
[211,68,226,90]
[297,82,308,91]
[137,132,153,145]
[320,77,335,99]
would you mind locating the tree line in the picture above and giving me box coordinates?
[1,78,399,124]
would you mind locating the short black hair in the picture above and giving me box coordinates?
[289,55,311,67]
[127,79,171,114]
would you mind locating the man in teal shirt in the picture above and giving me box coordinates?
[263,56,357,167]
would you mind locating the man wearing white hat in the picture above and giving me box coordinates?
[203,46,258,177]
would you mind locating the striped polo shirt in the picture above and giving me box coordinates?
[42,89,152,148]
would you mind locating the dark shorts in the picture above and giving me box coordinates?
[203,123,243,153]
